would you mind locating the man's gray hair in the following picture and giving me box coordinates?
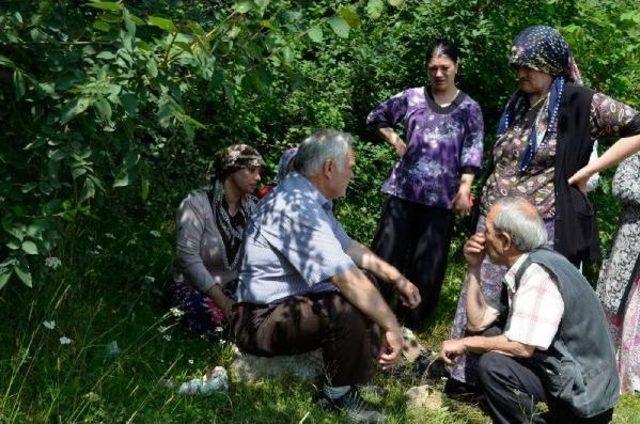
[493,197,547,252]
[293,129,354,177]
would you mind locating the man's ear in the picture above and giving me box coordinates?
[498,231,512,252]
[322,159,334,179]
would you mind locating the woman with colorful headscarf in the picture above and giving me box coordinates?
[167,144,263,337]
[446,25,640,394]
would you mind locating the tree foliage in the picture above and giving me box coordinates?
[1,0,639,289]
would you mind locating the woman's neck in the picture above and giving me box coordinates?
[431,85,459,105]
[222,179,242,215]
[528,87,551,108]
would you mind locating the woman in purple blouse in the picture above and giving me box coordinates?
[366,39,484,329]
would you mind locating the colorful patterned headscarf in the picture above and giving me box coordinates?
[497,25,582,174]
[207,144,264,182]
[276,147,298,182]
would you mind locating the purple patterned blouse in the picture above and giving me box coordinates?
[367,87,484,209]
[481,92,639,219]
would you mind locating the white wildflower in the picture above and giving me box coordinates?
[143,275,155,283]
[215,326,223,333]
[43,320,56,330]
[219,339,226,345]
[169,307,184,317]
[162,334,172,341]
[105,233,116,239]
[106,340,120,355]
[59,336,73,345]
[188,359,194,365]
[44,257,62,269]
[149,230,161,238]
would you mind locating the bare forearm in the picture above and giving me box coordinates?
[347,241,401,283]
[462,335,534,358]
[584,134,640,175]
[465,267,497,332]
[332,267,400,332]
[459,173,474,189]
[379,127,401,147]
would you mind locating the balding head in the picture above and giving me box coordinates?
[487,197,547,253]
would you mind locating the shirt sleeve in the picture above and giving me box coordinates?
[460,101,485,174]
[366,90,409,130]
[504,264,564,350]
[260,208,356,286]
[590,92,640,139]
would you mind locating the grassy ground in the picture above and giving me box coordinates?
[1,214,639,423]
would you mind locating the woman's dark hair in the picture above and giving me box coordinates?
[428,38,459,63]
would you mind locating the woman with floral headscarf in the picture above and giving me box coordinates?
[446,25,640,395]
[167,144,263,337]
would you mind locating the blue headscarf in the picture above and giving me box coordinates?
[497,25,582,174]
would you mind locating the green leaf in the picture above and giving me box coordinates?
[13,70,25,100]
[366,0,385,19]
[81,178,96,201]
[123,8,136,36]
[388,0,404,7]
[113,169,130,188]
[0,54,16,68]
[146,58,158,77]
[93,20,111,32]
[140,160,150,201]
[14,261,32,288]
[339,6,361,28]
[0,267,11,290]
[328,16,350,39]
[21,241,38,255]
[86,1,122,12]
[148,16,177,32]
[96,51,116,60]
[94,98,112,121]
[307,26,323,43]
[234,1,253,14]
[60,97,92,125]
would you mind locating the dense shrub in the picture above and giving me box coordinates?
[1,0,639,289]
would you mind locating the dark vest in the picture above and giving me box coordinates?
[501,249,619,417]
[554,83,599,264]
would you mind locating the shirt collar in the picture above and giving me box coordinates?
[503,253,529,292]
[285,172,333,210]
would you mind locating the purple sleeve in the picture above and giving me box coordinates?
[366,90,409,129]
[460,102,484,173]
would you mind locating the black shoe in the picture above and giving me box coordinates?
[319,387,385,423]
[443,379,483,403]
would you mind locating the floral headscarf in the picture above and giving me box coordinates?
[276,147,298,182]
[207,144,264,182]
[497,25,582,174]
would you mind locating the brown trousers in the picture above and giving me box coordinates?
[229,291,380,386]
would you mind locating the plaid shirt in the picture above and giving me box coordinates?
[499,254,565,350]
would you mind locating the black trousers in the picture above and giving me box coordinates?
[230,292,380,387]
[372,196,453,329]
[478,352,613,424]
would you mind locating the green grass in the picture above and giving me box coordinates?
[0,215,638,423]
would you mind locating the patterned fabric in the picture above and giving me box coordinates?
[277,147,298,182]
[235,172,355,305]
[207,144,264,182]
[606,277,640,393]
[211,180,252,269]
[482,92,639,219]
[166,280,226,338]
[500,255,564,350]
[448,215,556,385]
[499,25,580,173]
[597,153,640,314]
[366,87,484,209]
